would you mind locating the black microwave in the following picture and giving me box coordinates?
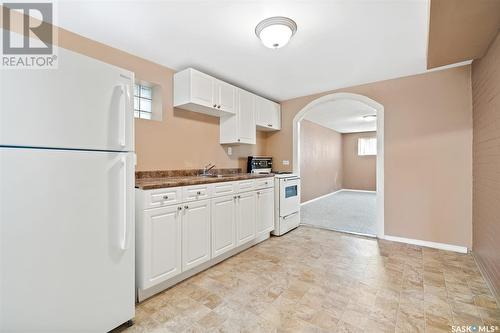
[247,156,273,173]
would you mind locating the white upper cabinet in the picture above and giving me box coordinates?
[174,68,281,142]
[220,89,256,145]
[255,95,281,131]
[190,70,214,107]
[215,80,236,114]
[174,68,236,117]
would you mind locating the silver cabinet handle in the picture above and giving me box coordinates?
[237,139,240,142]
[238,195,241,199]
[233,195,238,199]
[196,191,201,195]
[184,205,189,209]
[257,192,261,195]
[213,104,217,108]
[177,206,182,211]
[268,124,272,127]
[163,195,169,200]
[217,105,221,109]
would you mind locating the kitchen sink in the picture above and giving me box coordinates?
[197,174,235,178]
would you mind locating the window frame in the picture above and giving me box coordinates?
[134,83,153,120]
[358,137,377,156]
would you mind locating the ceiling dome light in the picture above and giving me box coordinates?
[363,114,377,122]
[255,16,297,49]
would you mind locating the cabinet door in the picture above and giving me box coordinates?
[142,205,182,289]
[236,191,256,246]
[270,102,281,130]
[216,80,236,114]
[238,90,256,144]
[255,96,280,130]
[255,96,272,128]
[256,188,275,236]
[211,195,237,257]
[182,199,211,271]
[190,70,214,108]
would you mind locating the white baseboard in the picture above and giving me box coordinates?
[341,189,376,193]
[301,189,342,206]
[382,235,468,254]
[301,188,376,206]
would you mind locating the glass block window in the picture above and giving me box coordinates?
[134,84,153,119]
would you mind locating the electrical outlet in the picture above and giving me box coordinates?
[227,147,232,156]
[283,160,290,166]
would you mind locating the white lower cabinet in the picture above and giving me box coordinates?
[136,177,275,299]
[182,199,211,271]
[140,205,182,290]
[236,191,256,246]
[211,195,237,258]
[256,188,275,237]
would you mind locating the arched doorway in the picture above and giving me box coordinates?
[293,92,385,238]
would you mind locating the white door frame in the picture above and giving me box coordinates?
[293,92,385,238]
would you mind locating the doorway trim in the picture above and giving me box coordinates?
[292,92,385,238]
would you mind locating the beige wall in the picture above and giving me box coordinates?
[267,66,473,248]
[472,32,500,296]
[342,132,377,191]
[299,120,343,203]
[427,0,500,68]
[54,28,267,171]
[7,11,474,248]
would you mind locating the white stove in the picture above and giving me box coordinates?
[273,173,301,236]
[273,173,297,178]
[247,157,301,236]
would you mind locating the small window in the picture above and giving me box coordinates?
[134,84,153,120]
[358,137,377,156]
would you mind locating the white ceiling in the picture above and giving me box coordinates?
[303,99,377,133]
[57,0,432,101]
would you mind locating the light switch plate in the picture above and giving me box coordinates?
[227,147,232,156]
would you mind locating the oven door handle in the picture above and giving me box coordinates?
[283,177,300,182]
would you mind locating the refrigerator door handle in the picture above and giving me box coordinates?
[117,84,129,148]
[119,156,131,250]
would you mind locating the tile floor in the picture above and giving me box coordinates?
[120,226,500,333]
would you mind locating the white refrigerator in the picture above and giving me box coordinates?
[0,47,136,332]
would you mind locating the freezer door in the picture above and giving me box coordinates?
[0,148,135,332]
[0,46,134,151]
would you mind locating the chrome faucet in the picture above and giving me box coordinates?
[201,163,216,176]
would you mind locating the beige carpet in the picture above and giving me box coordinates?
[300,190,377,235]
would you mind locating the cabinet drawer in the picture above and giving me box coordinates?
[255,177,274,190]
[183,184,211,202]
[212,181,236,197]
[144,187,183,209]
[237,179,255,192]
